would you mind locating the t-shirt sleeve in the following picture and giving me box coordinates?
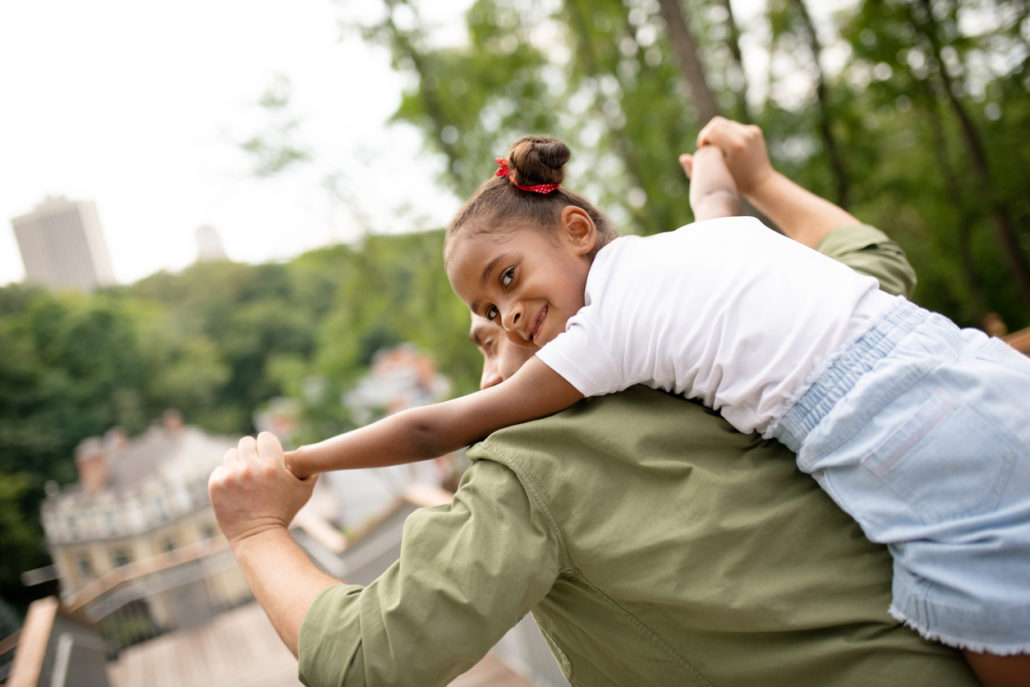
[816,224,917,298]
[535,311,625,398]
[296,460,561,687]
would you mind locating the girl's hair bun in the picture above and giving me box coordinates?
[507,136,570,188]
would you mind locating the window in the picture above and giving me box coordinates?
[112,550,132,568]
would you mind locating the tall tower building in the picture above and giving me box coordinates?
[195,224,228,262]
[11,197,117,291]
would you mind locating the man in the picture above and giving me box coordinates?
[209,120,979,686]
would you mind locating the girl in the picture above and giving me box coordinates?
[287,125,1030,679]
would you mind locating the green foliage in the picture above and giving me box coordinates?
[239,73,311,177]
[0,470,46,611]
[833,0,1030,326]
[0,595,20,637]
[352,0,1029,329]
[0,288,149,482]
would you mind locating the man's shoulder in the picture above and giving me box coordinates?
[468,386,770,470]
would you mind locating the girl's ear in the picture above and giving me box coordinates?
[559,206,598,256]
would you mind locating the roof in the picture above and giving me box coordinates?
[51,423,235,504]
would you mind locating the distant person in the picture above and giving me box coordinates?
[211,121,981,686]
[288,118,1030,684]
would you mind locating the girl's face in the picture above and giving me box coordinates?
[447,207,597,351]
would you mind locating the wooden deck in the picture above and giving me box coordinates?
[107,603,299,687]
[107,602,537,686]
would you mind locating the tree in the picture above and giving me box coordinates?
[908,0,1030,310]
[840,0,1030,327]
[0,470,47,613]
[657,0,719,124]
[765,0,850,207]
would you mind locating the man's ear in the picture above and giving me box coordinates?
[560,206,598,256]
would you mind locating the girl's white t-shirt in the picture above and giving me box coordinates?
[535,216,896,436]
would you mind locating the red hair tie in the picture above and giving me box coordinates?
[495,158,560,194]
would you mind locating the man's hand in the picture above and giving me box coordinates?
[694,116,860,249]
[209,432,317,549]
[696,116,775,196]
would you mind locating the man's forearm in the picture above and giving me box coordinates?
[745,171,862,248]
[231,527,339,656]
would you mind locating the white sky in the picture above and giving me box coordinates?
[0,0,468,286]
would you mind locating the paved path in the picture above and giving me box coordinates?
[108,602,537,686]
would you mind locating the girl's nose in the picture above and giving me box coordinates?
[502,306,522,335]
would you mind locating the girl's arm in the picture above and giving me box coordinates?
[687,145,742,221]
[286,356,583,479]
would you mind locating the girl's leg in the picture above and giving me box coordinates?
[962,650,1030,687]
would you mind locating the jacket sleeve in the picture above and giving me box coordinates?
[816,224,917,298]
[297,458,561,687]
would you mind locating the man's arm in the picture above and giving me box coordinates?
[299,459,560,686]
[694,116,861,249]
[687,116,916,297]
[211,432,561,686]
[208,433,337,656]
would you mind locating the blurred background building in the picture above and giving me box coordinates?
[11,197,116,292]
[193,225,228,263]
[39,411,249,648]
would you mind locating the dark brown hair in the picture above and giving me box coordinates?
[444,136,618,264]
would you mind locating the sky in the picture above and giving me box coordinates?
[0,0,468,286]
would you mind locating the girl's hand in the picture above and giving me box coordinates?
[678,153,695,180]
[696,117,775,196]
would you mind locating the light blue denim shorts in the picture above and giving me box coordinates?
[772,299,1030,654]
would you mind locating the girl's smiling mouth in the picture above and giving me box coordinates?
[529,304,548,343]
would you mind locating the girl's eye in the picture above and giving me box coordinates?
[486,305,499,321]
[501,268,515,287]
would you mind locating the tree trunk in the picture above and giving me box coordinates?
[656,0,719,126]
[564,0,651,233]
[918,78,985,321]
[914,0,1030,309]
[790,0,850,209]
[717,0,753,122]
[381,0,463,187]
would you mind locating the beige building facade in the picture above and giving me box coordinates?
[40,413,251,642]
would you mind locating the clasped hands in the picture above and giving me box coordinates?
[208,432,317,548]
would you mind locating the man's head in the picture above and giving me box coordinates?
[469,312,534,389]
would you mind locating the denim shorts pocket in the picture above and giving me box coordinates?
[859,387,1019,524]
